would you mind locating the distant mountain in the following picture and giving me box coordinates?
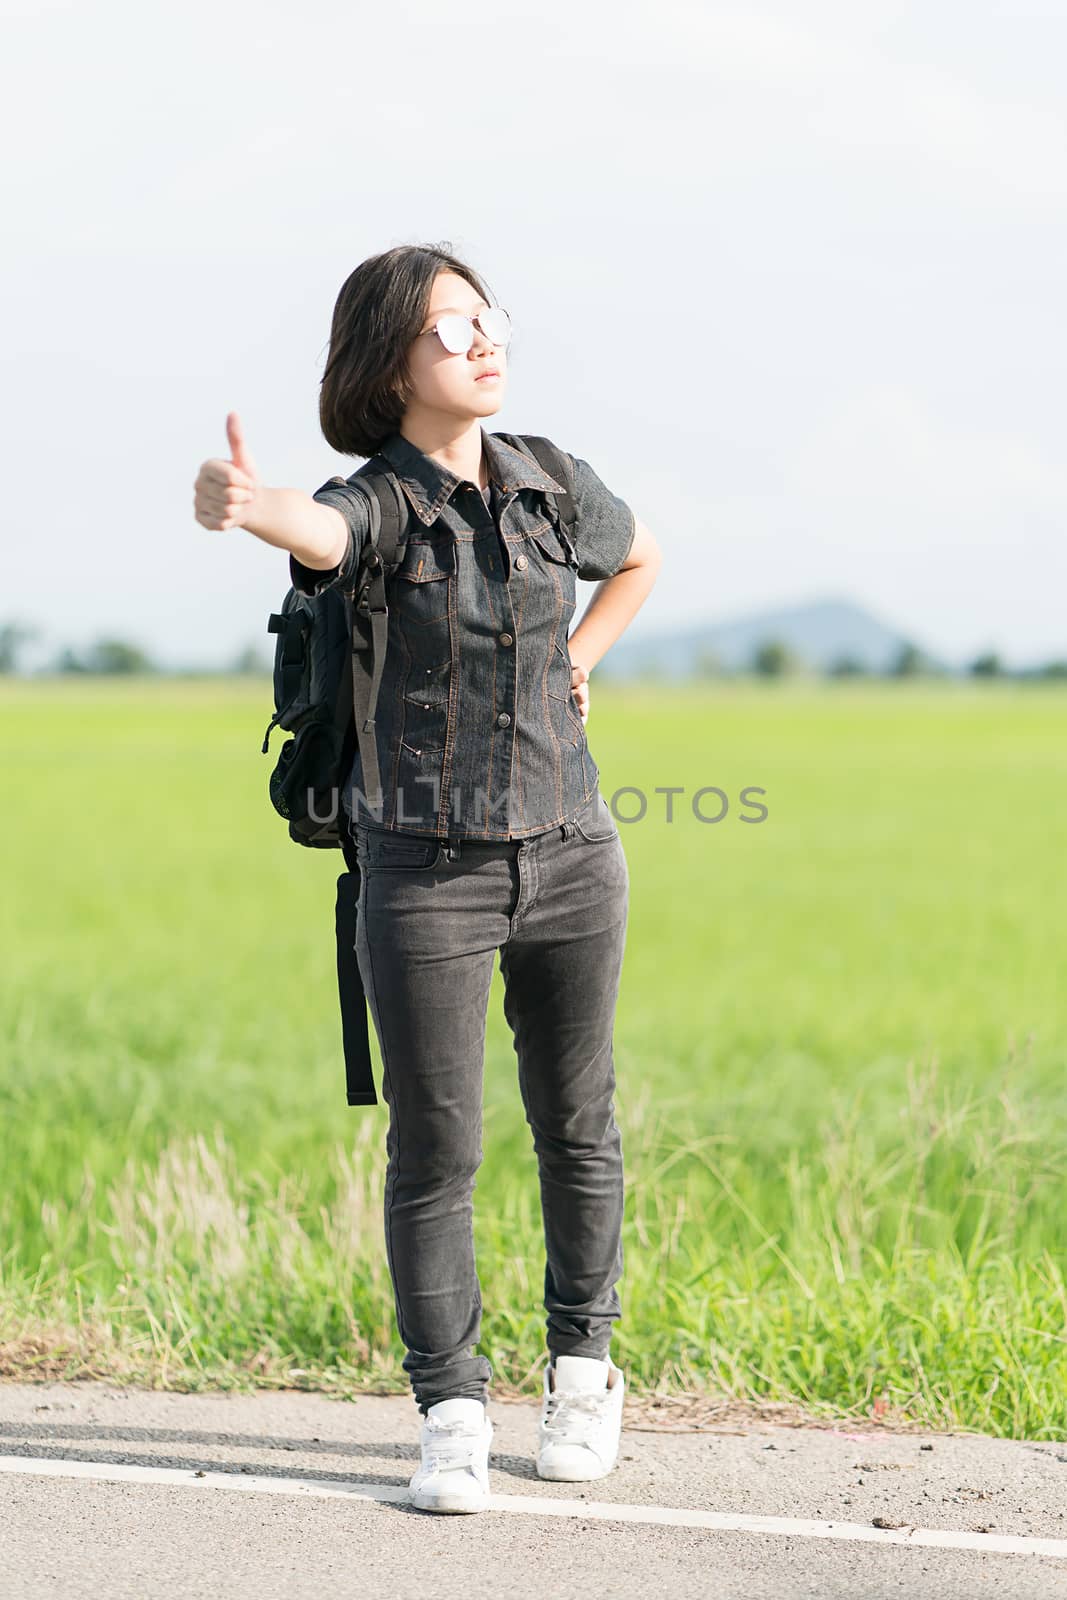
[593,595,952,679]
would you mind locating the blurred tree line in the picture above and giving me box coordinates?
[692,638,1067,681]
[2,617,1065,681]
[0,621,270,677]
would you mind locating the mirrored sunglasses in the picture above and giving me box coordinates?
[428,306,512,355]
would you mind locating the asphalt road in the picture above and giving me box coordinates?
[1,1381,1065,1598]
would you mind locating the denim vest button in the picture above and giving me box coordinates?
[496,712,511,727]
[514,553,528,570]
[498,632,513,646]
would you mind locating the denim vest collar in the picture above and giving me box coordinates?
[377,425,565,528]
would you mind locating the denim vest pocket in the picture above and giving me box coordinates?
[394,538,456,623]
[530,522,579,570]
[525,523,579,642]
[393,538,456,705]
[402,656,451,755]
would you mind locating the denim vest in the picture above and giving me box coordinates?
[289,426,636,840]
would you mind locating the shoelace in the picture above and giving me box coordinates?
[542,1389,612,1438]
[420,1415,487,1475]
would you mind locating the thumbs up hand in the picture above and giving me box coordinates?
[193,411,262,530]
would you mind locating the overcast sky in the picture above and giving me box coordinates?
[4,0,1065,670]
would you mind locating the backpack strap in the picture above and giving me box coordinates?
[342,461,411,815]
[494,433,578,556]
[328,460,410,1106]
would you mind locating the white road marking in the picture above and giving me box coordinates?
[0,1454,1064,1559]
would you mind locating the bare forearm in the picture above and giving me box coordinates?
[568,558,661,673]
[240,487,346,569]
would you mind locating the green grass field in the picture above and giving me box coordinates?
[2,676,1065,1437]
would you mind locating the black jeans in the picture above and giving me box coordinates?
[353,786,628,1416]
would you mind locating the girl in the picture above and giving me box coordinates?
[193,242,662,1514]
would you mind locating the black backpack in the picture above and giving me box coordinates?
[260,434,579,1107]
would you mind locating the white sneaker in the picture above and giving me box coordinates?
[408,1397,493,1514]
[536,1354,625,1481]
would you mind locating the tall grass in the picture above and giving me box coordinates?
[2,677,1065,1436]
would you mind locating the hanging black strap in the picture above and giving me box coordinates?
[335,869,377,1105]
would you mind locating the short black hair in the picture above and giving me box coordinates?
[319,241,497,459]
